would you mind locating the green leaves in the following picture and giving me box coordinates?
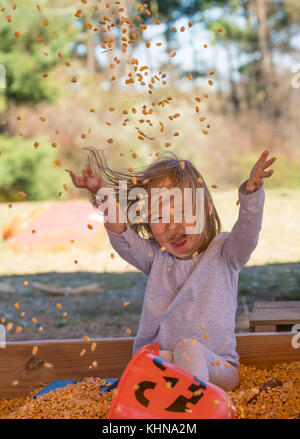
[0,0,76,104]
[0,135,67,201]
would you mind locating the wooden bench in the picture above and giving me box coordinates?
[249,301,300,332]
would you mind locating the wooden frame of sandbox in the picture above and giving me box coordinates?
[0,332,299,399]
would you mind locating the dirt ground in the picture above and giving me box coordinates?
[0,188,299,342]
[1,261,299,342]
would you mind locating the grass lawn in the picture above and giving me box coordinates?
[0,187,299,341]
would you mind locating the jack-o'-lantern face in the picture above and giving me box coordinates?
[134,356,207,414]
[109,346,234,419]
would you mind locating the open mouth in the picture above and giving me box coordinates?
[171,236,187,250]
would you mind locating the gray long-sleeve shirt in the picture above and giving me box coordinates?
[107,181,265,367]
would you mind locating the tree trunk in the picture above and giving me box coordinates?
[224,41,240,113]
[254,0,274,115]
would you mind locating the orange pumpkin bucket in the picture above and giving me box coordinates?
[108,343,235,419]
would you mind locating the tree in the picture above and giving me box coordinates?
[0,0,76,105]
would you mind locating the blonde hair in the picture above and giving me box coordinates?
[85,147,222,254]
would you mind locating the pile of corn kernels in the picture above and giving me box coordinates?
[229,361,300,419]
[0,362,299,419]
[0,377,113,419]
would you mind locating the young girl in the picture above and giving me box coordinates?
[66,148,277,392]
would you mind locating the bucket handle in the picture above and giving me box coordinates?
[153,342,159,356]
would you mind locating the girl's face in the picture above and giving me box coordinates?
[148,177,213,260]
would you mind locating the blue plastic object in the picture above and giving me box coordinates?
[34,378,120,399]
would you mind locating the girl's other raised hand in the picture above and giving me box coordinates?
[65,165,106,194]
[245,150,277,194]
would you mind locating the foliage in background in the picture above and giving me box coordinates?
[0,0,76,105]
[0,0,300,203]
[0,135,67,201]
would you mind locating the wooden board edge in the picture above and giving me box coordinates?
[0,333,299,399]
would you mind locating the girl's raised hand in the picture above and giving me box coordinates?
[245,150,277,194]
[65,165,107,194]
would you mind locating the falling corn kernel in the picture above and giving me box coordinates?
[110,253,115,259]
[92,361,98,368]
[80,349,86,357]
[91,342,97,352]
[211,184,217,189]
[15,31,21,38]
[44,362,54,368]
[160,247,166,252]
[87,224,93,230]
[179,161,185,169]
[14,302,20,310]
[56,303,62,311]
[193,252,198,258]
[1,317,5,324]
[116,406,122,414]
[213,400,220,407]
[225,362,230,368]
[62,312,68,318]
[15,326,23,334]
[166,381,172,389]
[133,384,140,391]
[32,318,37,324]
[185,408,192,413]
[198,177,203,183]
[83,336,90,342]
[204,333,209,340]
[236,199,240,206]
[18,191,26,198]
[126,328,131,335]
[11,380,19,387]
[38,326,44,333]
[20,312,25,318]
[32,346,39,356]
[215,360,221,365]
[6,322,13,331]
[201,324,205,329]
[181,339,186,343]
[123,301,130,307]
